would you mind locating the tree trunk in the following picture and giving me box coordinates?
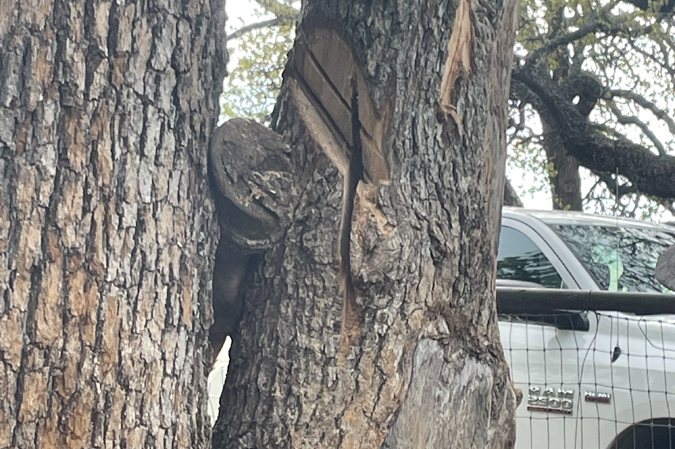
[213,0,520,447]
[503,178,523,207]
[0,0,226,447]
[542,120,583,211]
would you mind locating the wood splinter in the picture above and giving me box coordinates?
[439,0,473,127]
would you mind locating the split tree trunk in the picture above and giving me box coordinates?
[0,0,226,447]
[214,0,520,448]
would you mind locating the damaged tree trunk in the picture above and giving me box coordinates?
[213,0,520,447]
[0,0,226,447]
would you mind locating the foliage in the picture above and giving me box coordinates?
[222,1,297,123]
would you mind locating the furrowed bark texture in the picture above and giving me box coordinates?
[0,0,226,447]
[213,0,519,448]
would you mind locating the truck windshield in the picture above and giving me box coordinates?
[548,224,675,293]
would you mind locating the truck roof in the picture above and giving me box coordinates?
[502,206,671,231]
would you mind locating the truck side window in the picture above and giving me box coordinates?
[498,226,564,289]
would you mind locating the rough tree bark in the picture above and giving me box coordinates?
[213,0,520,447]
[0,0,225,447]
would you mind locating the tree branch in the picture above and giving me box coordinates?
[605,100,667,156]
[227,17,294,41]
[608,89,675,134]
[524,17,605,66]
[627,39,675,87]
[254,0,299,19]
[512,66,675,199]
[592,170,639,197]
[524,7,656,68]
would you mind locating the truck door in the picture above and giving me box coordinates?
[498,223,590,449]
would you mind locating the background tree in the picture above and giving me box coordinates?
[0,0,225,446]
[222,0,298,121]
[510,0,675,215]
[225,0,675,218]
[212,0,521,447]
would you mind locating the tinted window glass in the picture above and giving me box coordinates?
[549,224,675,293]
[498,227,564,288]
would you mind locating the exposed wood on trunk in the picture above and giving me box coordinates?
[290,27,392,186]
[213,0,521,447]
[440,0,474,125]
[0,0,226,447]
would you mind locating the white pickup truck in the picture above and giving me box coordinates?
[208,208,675,448]
[499,207,675,449]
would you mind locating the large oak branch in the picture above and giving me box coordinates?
[512,67,675,198]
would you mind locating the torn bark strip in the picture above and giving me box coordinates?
[440,0,474,125]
